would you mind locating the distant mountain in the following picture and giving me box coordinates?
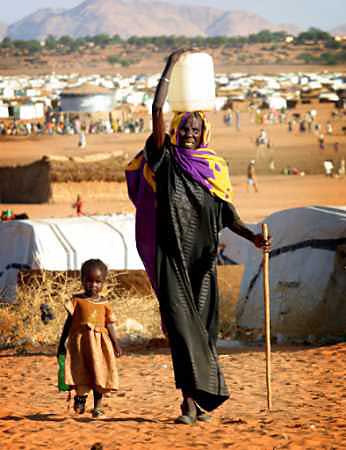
[7,0,207,39]
[177,4,224,32]
[7,8,66,40]
[0,22,8,39]
[331,24,346,35]
[206,10,299,37]
[7,0,301,40]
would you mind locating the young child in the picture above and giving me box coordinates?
[57,258,122,417]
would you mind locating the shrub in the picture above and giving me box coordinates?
[0,270,159,351]
[0,266,240,351]
[107,55,134,66]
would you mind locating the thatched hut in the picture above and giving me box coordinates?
[0,152,127,204]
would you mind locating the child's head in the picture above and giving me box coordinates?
[80,259,108,298]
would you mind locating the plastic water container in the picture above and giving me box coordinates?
[57,354,70,392]
[167,52,215,112]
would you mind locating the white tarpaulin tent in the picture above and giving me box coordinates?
[267,95,287,110]
[0,214,144,303]
[218,224,257,265]
[236,206,346,341]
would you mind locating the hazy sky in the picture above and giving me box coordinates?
[1,0,345,29]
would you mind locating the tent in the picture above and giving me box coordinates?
[267,95,287,110]
[235,206,346,342]
[218,225,257,265]
[0,214,143,303]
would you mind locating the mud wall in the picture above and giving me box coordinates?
[0,154,128,204]
[0,159,51,203]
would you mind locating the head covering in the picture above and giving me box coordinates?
[169,112,233,203]
[170,111,211,148]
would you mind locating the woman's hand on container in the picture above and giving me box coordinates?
[168,48,197,65]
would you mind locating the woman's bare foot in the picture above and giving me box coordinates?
[175,397,197,425]
[195,403,212,422]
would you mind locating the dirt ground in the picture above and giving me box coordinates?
[1,343,346,450]
[1,99,346,449]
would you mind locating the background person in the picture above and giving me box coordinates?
[247,160,259,192]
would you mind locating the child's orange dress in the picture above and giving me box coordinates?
[64,295,119,392]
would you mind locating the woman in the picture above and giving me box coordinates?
[126,49,270,424]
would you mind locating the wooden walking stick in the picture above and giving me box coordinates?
[262,223,272,411]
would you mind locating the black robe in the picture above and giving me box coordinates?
[146,135,241,412]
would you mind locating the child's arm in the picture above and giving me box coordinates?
[107,323,122,357]
[57,314,72,357]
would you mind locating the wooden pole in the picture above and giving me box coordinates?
[262,223,272,411]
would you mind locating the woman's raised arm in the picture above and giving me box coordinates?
[152,49,189,150]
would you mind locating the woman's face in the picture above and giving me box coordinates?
[178,114,202,149]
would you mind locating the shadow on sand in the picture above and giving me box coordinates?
[0,413,166,424]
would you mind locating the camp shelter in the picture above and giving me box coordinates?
[266,95,287,110]
[0,158,51,203]
[0,104,9,118]
[236,206,346,342]
[111,103,148,121]
[319,92,339,103]
[0,214,144,303]
[219,225,256,265]
[60,83,116,113]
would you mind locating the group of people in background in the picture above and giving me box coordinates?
[0,112,146,138]
[222,100,346,180]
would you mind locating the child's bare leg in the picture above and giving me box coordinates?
[74,385,89,414]
[76,385,90,396]
[93,389,103,409]
[92,389,104,417]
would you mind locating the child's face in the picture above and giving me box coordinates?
[82,267,105,298]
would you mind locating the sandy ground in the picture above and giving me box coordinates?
[1,343,346,450]
[1,100,346,449]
